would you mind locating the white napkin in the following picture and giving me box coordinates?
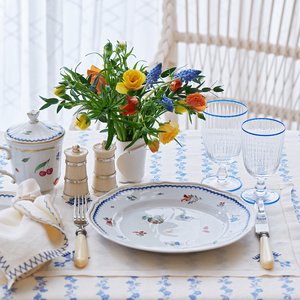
[12,178,42,203]
[0,179,68,288]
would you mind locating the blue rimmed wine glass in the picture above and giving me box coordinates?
[240,118,286,205]
[201,100,248,192]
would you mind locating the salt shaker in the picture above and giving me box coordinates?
[92,141,117,196]
[63,145,89,200]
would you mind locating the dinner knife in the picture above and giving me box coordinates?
[254,199,274,270]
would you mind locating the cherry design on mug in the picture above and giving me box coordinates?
[39,171,46,177]
[35,159,53,177]
[46,168,53,175]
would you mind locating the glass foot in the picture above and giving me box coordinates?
[240,188,280,205]
[201,176,242,192]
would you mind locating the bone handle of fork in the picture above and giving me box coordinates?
[74,230,88,268]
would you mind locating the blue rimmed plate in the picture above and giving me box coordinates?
[87,182,255,253]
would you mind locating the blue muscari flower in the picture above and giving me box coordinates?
[175,69,201,83]
[159,95,174,112]
[145,63,162,88]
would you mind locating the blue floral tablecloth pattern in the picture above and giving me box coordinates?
[1,130,300,300]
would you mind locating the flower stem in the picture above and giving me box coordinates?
[143,80,175,101]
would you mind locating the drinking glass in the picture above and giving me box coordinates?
[241,118,285,205]
[201,100,248,192]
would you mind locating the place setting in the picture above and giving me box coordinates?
[0,41,299,294]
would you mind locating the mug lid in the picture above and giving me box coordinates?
[5,110,65,144]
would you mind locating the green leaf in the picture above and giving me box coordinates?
[192,75,205,84]
[22,158,30,163]
[106,120,115,150]
[124,137,140,150]
[57,103,64,113]
[201,87,211,92]
[64,103,73,109]
[100,128,108,133]
[60,94,72,101]
[89,86,98,93]
[40,97,59,104]
[185,87,200,93]
[161,67,176,78]
[78,74,88,84]
[174,138,182,147]
[70,89,80,101]
[127,89,136,97]
[34,159,50,173]
[213,86,224,92]
[39,103,52,110]
[198,113,206,120]
[99,115,107,123]
[39,96,49,102]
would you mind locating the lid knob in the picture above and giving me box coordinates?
[27,110,40,124]
[72,145,81,153]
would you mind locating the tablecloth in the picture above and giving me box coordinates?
[1,129,300,299]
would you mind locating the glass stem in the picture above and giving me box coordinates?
[255,177,266,198]
[216,163,228,183]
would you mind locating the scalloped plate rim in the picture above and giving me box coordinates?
[87,181,255,253]
[0,191,16,210]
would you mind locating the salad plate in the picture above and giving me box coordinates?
[87,182,255,253]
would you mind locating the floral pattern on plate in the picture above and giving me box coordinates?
[87,182,254,253]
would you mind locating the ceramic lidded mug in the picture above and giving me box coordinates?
[0,110,65,192]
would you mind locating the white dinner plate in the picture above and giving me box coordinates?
[87,182,255,253]
[0,191,15,210]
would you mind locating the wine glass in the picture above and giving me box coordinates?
[201,100,248,192]
[241,118,285,205]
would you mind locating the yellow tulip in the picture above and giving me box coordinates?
[175,100,187,114]
[159,122,180,145]
[148,138,160,153]
[54,86,65,97]
[75,114,91,131]
[116,69,146,94]
[116,82,129,94]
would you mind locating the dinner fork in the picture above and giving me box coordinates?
[73,195,89,268]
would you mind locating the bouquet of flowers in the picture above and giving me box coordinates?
[40,41,223,152]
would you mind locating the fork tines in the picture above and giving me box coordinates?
[74,195,88,226]
[73,194,89,268]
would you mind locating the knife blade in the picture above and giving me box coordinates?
[254,198,274,270]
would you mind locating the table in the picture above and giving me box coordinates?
[1,129,300,300]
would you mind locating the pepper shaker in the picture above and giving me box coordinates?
[63,145,89,200]
[92,141,117,196]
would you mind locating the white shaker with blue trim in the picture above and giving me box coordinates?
[0,109,65,192]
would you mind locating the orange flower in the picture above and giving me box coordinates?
[186,92,207,112]
[148,138,160,153]
[159,122,180,145]
[120,96,139,116]
[170,79,182,92]
[87,65,107,94]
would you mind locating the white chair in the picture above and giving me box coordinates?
[153,0,300,130]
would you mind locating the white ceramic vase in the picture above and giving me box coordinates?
[115,138,147,183]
